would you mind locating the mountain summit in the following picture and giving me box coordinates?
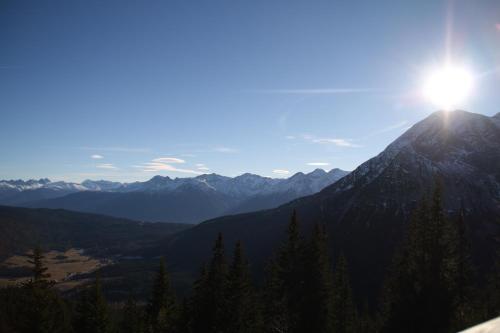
[323,110,500,215]
[163,110,500,301]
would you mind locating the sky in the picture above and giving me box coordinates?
[1,0,499,182]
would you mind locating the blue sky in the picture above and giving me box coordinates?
[1,0,499,182]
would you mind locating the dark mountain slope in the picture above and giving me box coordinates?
[24,185,237,224]
[0,205,189,260]
[162,111,500,302]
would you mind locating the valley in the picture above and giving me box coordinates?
[0,248,110,291]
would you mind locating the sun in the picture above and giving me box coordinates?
[422,64,474,110]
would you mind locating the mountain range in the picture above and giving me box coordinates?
[1,110,499,305]
[0,168,349,224]
[160,110,500,302]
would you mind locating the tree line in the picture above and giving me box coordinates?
[1,185,500,332]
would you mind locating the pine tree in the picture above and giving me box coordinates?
[226,241,262,333]
[190,263,209,333]
[176,298,192,333]
[444,208,476,330]
[381,200,428,333]
[487,248,500,318]
[16,246,71,333]
[0,285,72,333]
[302,223,334,333]
[120,293,145,333]
[26,246,53,289]
[380,183,466,333]
[148,257,177,333]
[74,273,111,333]
[190,233,229,333]
[422,186,450,332]
[264,210,306,333]
[331,254,357,333]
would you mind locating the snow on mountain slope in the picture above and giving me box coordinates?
[81,180,123,191]
[1,168,349,202]
[0,178,51,191]
[271,168,349,195]
[325,110,500,210]
[6,168,349,223]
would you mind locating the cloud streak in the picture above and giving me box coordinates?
[136,157,201,174]
[272,169,290,175]
[307,162,330,166]
[152,157,185,164]
[371,120,409,136]
[312,138,360,147]
[141,163,201,174]
[213,146,238,153]
[302,134,361,148]
[91,154,104,159]
[248,88,377,95]
[96,163,117,170]
[196,163,210,171]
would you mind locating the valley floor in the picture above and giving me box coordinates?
[0,248,111,291]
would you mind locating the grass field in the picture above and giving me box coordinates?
[0,248,112,290]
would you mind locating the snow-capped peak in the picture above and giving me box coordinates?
[0,168,350,201]
[0,178,52,191]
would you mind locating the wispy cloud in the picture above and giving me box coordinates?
[96,163,117,170]
[213,146,238,153]
[312,138,360,147]
[136,158,201,174]
[307,162,330,166]
[172,144,239,155]
[152,157,185,164]
[196,163,210,172]
[80,146,150,153]
[371,120,409,135]
[248,88,377,95]
[302,134,361,148]
[272,169,290,175]
[142,163,201,174]
[295,121,407,150]
[285,135,296,140]
[91,154,104,159]
[357,120,410,141]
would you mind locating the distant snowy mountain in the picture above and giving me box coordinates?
[0,178,87,205]
[0,178,51,191]
[1,168,349,223]
[81,180,123,191]
[0,178,89,192]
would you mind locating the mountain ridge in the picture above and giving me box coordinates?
[160,110,500,303]
[5,168,349,223]
[0,205,190,260]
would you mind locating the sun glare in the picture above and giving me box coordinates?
[422,64,474,110]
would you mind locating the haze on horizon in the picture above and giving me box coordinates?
[1,0,499,182]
